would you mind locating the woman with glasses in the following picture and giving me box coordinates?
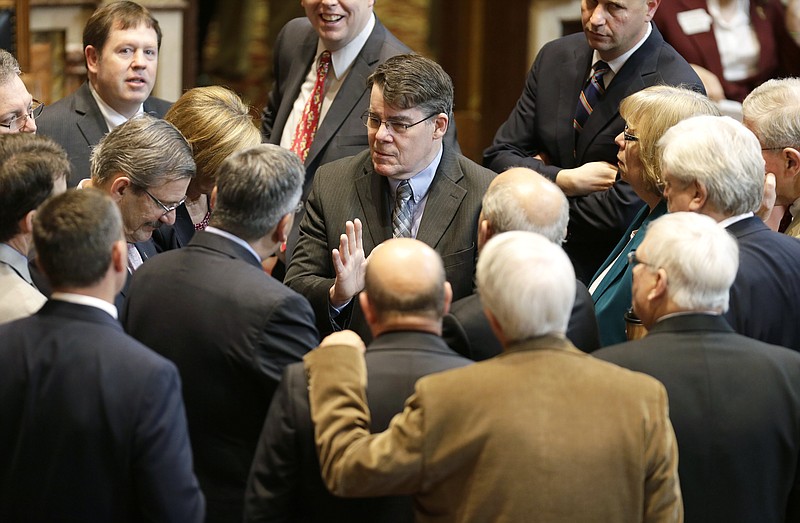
[153,86,262,251]
[588,85,721,346]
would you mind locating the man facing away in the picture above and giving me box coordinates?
[595,211,800,523]
[245,238,471,522]
[303,231,682,522]
[442,167,600,358]
[483,0,703,281]
[659,114,800,351]
[37,1,171,184]
[123,144,319,523]
[0,188,204,522]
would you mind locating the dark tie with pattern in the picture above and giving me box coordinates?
[392,181,414,238]
[573,61,610,134]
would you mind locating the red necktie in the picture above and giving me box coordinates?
[291,50,331,162]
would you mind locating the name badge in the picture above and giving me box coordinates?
[676,8,713,35]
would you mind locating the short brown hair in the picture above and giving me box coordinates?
[83,1,162,54]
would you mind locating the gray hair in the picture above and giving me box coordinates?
[368,54,454,117]
[210,144,303,241]
[477,231,575,342]
[659,115,764,216]
[0,49,20,85]
[742,78,800,150]
[481,174,568,244]
[641,212,739,312]
[90,114,195,189]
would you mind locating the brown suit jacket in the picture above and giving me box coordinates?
[304,335,683,523]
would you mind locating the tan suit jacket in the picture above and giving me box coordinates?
[0,264,46,325]
[785,214,800,239]
[305,335,683,523]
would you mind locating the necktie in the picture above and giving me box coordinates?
[127,243,143,272]
[392,181,414,238]
[779,207,793,233]
[573,61,610,134]
[291,50,332,162]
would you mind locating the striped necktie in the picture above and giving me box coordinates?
[574,61,610,134]
[392,181,414,238]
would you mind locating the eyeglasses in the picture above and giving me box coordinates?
[0,99,44,132]
[361,112,437,135]
[627,250,656,269]
[142,187,186,216]
[761,146,791,151]
[623,125,639,142]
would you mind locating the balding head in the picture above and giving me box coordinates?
[479,167,569,250]
[360,238,452,335]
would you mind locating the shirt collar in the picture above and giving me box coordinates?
[51,292,118,320]
[203,226,262,263]
[388,145,443,203]
[0,242,32,284]
[593,22,652,74]
[718,211,754,228]
[318,13,376,80]
[88,81,144,130]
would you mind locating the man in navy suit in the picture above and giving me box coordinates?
[442,167,600,358]
[37,1,172,185]
[123,144,319,523]
[595,211,800,523]
[0,188,204,522]
[245,238,471,522]
[483,0,703,282]
[660,115,800,351]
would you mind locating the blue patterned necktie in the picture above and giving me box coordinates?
[392,181,414,238]
[573,61,610,134]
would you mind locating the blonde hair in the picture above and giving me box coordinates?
[620,85,719,197]
[165,86,261,190]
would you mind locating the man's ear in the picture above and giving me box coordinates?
[111,239,127,275]
[360,291,376,326]
[19,210,36,235]
[442,281,453,316]
[784,148,800,178]
[109,176,132,203]
[648,268,669,302]
[85,45,100,75]
[688,180,708,212]
[432,113,449,140]
[272,213,294,244]
[478,219,492,251]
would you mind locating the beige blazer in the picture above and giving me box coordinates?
[305,335,683,523]
[0,265,46,325]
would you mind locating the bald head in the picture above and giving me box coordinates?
[479,168,569,250]
[361,238,451,333]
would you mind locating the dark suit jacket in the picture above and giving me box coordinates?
[37,82,172,186]
[442,281,600,360]
[244,330,472,523]
[724,216,800,351]
[654,0,800,102]
[284,147,495,342]
[595,314,800,523]
[0,300,204,522]
[122,231,319,523]
[483,26,702,282]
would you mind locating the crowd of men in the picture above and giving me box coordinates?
[2,0,800,522]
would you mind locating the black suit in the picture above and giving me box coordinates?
[284,147,495,342]
[244,330,472,522]
[122,231,319,523]
[152,204,196,252]
[724,216,800,351]
[483,26,703,281]
[0,300,204,522]
[594,314,800,523]
[442,280,600,360]
[36,82,172,186]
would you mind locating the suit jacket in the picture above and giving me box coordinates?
[483,26,702,282]
[244,331,472,523]
[654,0,800,102]
[304,335,682,523]
[442,281,600,359]
[36,82,172,186]
[590,199,667,347]
[122,231,319,523]
[0,300,204,522]
[284,147,495,342]
[595,314,800,523]
[724,216,800,351]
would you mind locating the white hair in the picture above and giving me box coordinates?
[742,78,800,150]
[641,212,739,312]
[476,231,575,342]
[658,115,764,216]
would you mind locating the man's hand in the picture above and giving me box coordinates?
[556,161,617,196]
[319,330,367,354]
[329,219,367,307]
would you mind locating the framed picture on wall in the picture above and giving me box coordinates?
[0,0,29,69]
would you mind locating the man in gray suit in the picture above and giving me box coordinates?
[37,1,171,185]
[284,54,494,342]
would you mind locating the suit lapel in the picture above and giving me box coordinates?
[270,31,318,146]
[416,148,467,249]
[354,158,391,251]
[558,46,593,165]
[74,84,109,152]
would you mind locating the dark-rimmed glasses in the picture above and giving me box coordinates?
[0,99,44,132]
[361,112,437,135]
